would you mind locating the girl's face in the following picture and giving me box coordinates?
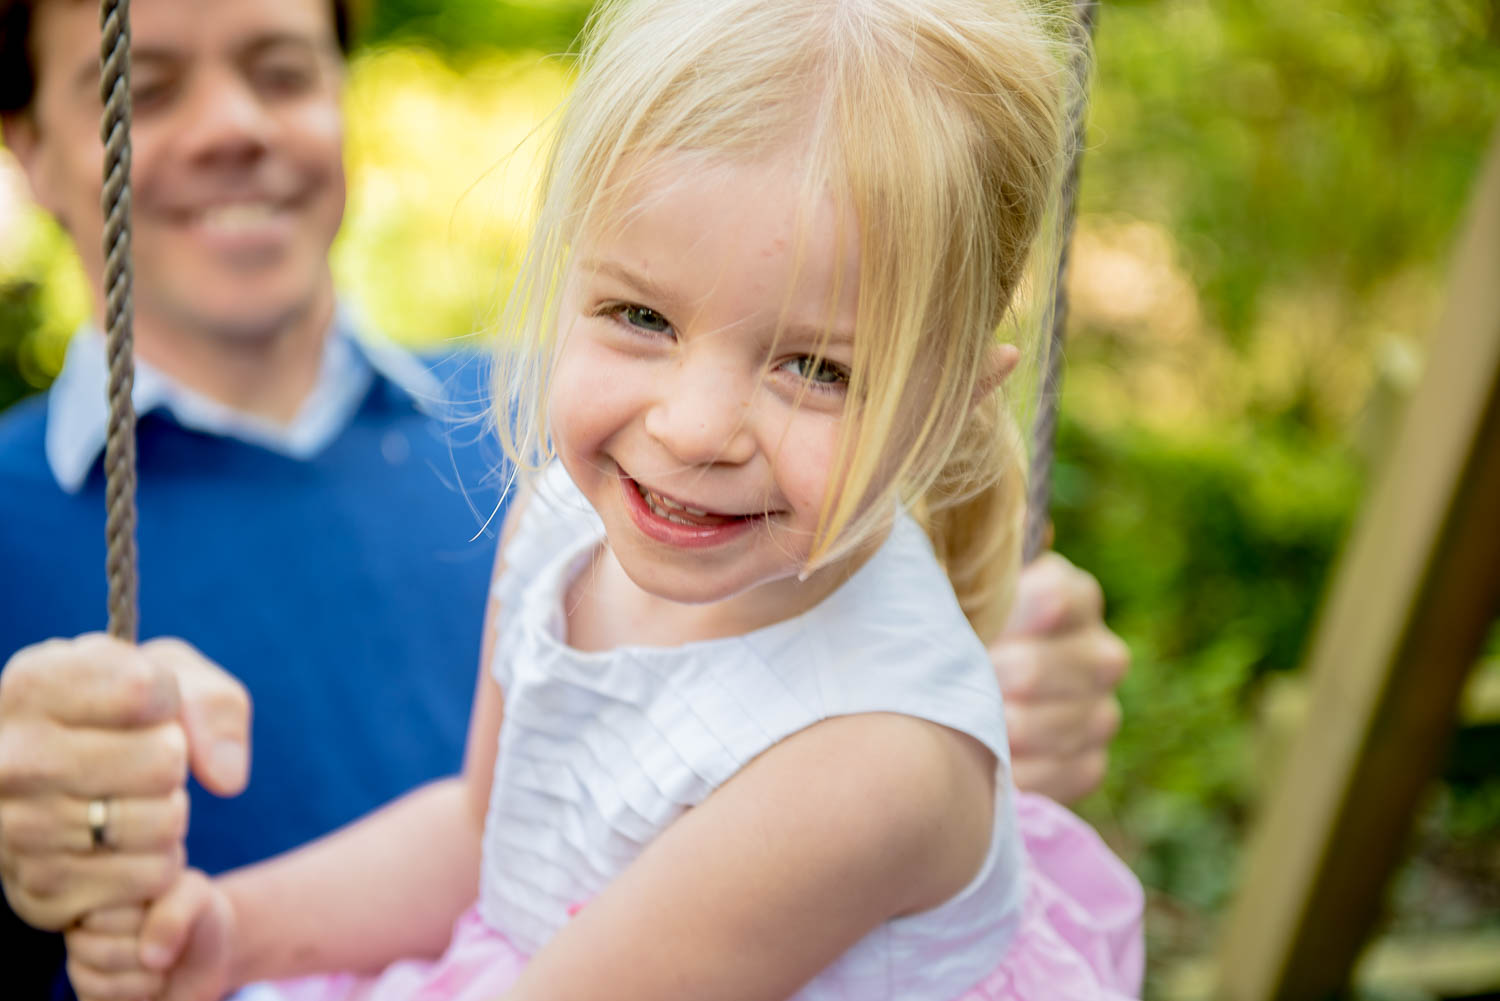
[550,152,872,624]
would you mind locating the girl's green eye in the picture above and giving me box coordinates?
[786,356,849,386]
[620,305,671,333]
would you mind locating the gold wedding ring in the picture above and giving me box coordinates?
[87,797,111,851]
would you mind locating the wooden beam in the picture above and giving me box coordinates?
[1253,658,1500,801]
[1212,128,1500,1001]
[1165,932,1500,1001]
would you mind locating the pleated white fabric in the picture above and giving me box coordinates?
[478,464,1027,1000]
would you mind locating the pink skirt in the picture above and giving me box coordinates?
[242,792,1142,1001]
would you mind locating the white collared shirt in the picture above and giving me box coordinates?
[44,308,446,493]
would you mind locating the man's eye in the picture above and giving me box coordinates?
[252,61,318,97]
[132,79,175,110]
[784,356,849,386]
[617,305,671,334]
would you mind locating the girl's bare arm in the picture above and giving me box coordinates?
[220,675,502,983]
[505,710,998,1001]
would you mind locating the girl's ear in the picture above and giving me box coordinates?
[971,344,1021,410]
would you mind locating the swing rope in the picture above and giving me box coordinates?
[1023,0,1097,564]
[99,0,138,643]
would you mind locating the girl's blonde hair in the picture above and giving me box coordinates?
[498,0,1082,641]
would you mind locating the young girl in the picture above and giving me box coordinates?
[87,0,1143,997]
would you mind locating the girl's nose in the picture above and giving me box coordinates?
[643,356,757,467]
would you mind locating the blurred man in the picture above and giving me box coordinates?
[0,0,1128,996]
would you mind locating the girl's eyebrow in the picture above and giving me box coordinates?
[577,258,677,309]
[780,322,855,350]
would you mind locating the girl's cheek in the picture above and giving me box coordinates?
[550,335,629,443]
[784,416,844,510]
[547,342,590,441]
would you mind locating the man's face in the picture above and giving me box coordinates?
[9,0,346,341]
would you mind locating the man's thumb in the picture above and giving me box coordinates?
[1004,557,1065,637]
[143,640,252,796]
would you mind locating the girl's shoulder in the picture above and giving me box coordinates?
[745,511,1013,768]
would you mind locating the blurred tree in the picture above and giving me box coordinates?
[1083,0,1500,432]
[359,0,592,53]
[0,281,45,411]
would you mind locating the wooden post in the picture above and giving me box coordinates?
[1212,128,1500,1001]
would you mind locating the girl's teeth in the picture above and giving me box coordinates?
[647,493,694,524]
[636,482,718,523]
[657,493,708,517]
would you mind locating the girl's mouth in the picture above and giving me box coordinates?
[619,473,762,548]
[634,480,740,527]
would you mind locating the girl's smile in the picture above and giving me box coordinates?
[618,470,764,548]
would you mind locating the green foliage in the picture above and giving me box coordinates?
[1054,404,1364,915]
[0,280,47,411]
[358,0,593,55]
[1089,0,1500,349]
[1046,5,1500,953]
[0,196,87,408]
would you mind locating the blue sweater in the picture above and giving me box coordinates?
[0,365,509,997]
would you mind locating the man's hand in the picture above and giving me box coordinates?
[991,554,1129,804]
[66,868,236,1001]
[63,904,162,1001]
[0,635,251,931]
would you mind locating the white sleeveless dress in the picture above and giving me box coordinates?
[250,462,1143,1001]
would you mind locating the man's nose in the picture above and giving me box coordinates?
[176,69,272,164]
[643,352,757,467]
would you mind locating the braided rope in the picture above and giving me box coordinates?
[100,0,138,642]
[1023,0,1098,564]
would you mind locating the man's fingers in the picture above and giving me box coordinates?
[0,789,189,853]
[1011,749,1109,805]
[144,640,251,797]
[1006,699,1091,757]
[3,847,184,928]
[67,928,146,973]
[69,904,149,998]
[79,904,147,934]
[67,955,164,1001]
[0,635,180,728]
[1005,553,1105,637]
[992,630,1129,701]
[999,556,1126,807]
[0,719,188,798]
[1005,694,1120,758]
[139,868,211,972]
